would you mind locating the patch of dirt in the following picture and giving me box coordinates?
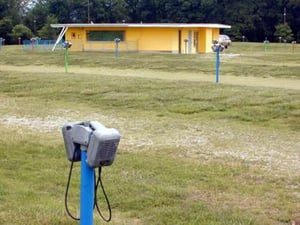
[1,115,68,133]
[1,112,299,178]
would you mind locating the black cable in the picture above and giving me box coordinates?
[94,167,112,222]
[64,149,112,222]
[64,150,80,221]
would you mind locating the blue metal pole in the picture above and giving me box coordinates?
[115,42,119,59]
[216,48,220,83]
[80,148,94,225]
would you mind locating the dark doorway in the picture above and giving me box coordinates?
[178,30,182,54]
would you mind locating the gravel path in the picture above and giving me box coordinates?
[1,113,299,178]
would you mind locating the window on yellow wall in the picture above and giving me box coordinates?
[86,31,125,41]
[71,32,76,39]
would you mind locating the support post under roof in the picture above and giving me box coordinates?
[52,26,68,51]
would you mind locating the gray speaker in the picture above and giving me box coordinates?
[62,122,82,162]
[86,127,121,167]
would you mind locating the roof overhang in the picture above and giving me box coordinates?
[51,23,231,29]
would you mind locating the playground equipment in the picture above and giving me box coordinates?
[62,121,121,225]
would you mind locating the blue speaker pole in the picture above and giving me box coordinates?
[216,47,220,84]
[116,42,119,59]
[80,147,94,225]
[114,38,121,60]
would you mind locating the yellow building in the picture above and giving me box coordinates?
[51,23,231,54]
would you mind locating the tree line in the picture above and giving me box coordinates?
[0,0,299,44]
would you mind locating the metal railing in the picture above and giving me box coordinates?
[84,41,138,52]
[23,39,63,51]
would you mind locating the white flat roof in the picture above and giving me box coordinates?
[51,23,231,29]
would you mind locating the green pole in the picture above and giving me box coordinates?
[65,48,68,73]
[264,40,268,53]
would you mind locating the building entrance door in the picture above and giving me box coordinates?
[178,30,182,54]
[194,31,199,53]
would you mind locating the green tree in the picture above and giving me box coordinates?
[0,0,22,24]
[125,0,142,22]
[139,0,158,22]
[1,0,299,43]
[11,24,33,41]
[0,17,13,43]
[288,0,300,42]
[23,0,49,35]
[99,0,129,23]
[38,15,58,39]
[274,23,294,42]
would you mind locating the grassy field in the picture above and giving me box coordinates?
[0,43,299,225]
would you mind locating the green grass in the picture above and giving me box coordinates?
[0,44,299,225]
[1,42,300,79]
[1,70,299,130]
